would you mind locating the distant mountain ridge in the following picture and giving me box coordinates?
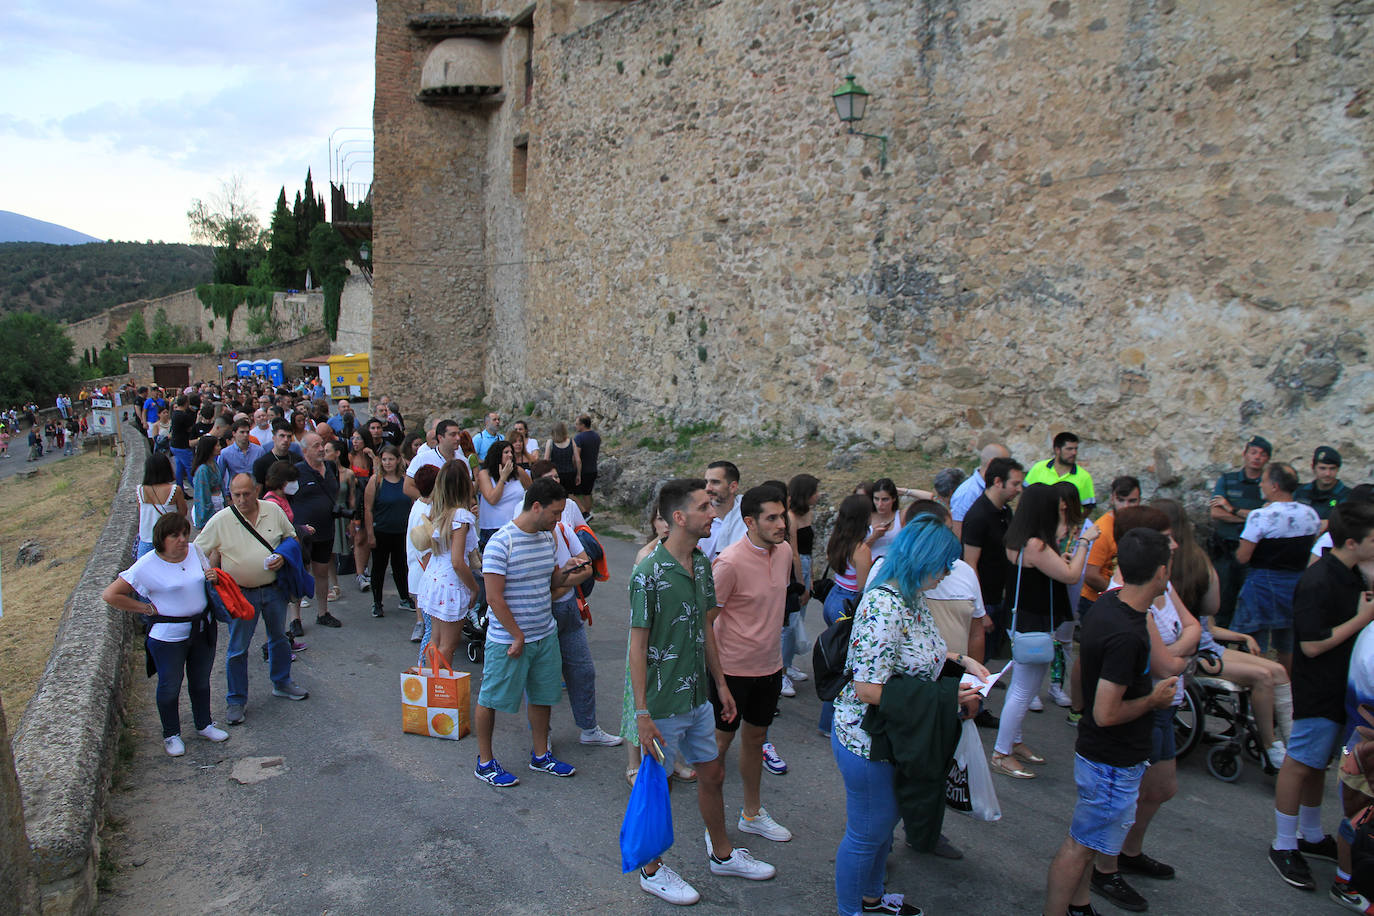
[0,210,102,245]
[0,241,213,322]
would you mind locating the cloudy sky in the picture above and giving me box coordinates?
[0,1,376,243]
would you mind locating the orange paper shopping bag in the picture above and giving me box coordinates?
[401,645,471,739]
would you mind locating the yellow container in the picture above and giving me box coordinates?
[326,353,370,399]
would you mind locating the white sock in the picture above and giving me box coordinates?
[1274,810,1299,851]
[1273,683,1294,744]
[1299,804,1325,841]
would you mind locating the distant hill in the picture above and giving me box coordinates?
[0,241,214,322]
[0,210,102,245]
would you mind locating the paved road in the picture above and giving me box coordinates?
[0,432,97,481]
[99,535,1314,915]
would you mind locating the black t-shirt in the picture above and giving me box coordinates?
[961,494,1012,607]
[1076,592,1155,767]
[290,460,339,537]
[1293,551,1368,721]
[253,449,293,488]
[169,409,196,449]
[574,429,601,474]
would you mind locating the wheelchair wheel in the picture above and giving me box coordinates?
[1207,744,1242,782]
[1174,682,1204,761]
[466,639,483,664]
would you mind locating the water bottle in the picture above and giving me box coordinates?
[1051,641,1065,686]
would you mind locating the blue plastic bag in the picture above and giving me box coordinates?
[619,746,674,873]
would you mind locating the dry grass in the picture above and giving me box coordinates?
[0,450,122,718]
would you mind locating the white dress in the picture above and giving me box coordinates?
[418,508,478,622]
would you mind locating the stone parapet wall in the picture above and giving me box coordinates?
[375,0,1372,494]
[12,422,144,914]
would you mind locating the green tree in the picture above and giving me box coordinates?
[96,342,126,376]
[148,307,178,352]
[187,176,266,286]
[266,187,300,289]
[308,224,350,340]
[118,310,149,352]
[0,313,76,403]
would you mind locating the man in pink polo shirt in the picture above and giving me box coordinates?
[709,484,794,845]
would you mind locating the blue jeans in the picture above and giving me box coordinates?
[171,446,194,490]
[832,730,899,916]
[225,584,291,706]
[147,632,216,738]
[819,584,859,734]
[553,593,597,730]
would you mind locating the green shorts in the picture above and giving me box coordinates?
[476,633,563,713]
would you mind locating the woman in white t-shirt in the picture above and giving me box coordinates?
[867,478,903,561]
[102,513,228,757]
[476,440,529,550]
[416,460,480,666]
[405,463,439,645]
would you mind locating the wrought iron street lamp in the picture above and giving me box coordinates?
[832,75,888,170]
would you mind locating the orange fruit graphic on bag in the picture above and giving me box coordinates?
[431,713,455,736]
[402,677,424,702]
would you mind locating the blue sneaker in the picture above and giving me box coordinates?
[475,757,519,787]
[529,751,576,777]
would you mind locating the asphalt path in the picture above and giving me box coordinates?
[99,534,1315,915]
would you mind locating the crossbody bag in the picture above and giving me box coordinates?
[1009,549,1056,665]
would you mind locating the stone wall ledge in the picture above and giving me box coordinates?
[12,421,144,914]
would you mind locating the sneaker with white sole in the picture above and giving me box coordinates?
[705,831,776,880]
[163,735,186,757]
[529,751,576,777]
[272,682,309,700]
[1332,879,1374,913]
[861,892,924,915]
[1029,695,1044,712]
[196,723,229,742]
[1047,684,1072,707]
[786,665,809,683]
[762,741,788,775]
[475,757,520,787]
[640,863,700,905]
[739,806,793,842]
[579,726,623,747]
[780,675,796,698]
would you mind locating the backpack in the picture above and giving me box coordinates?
[813,584,900,701]
[574,523,609,598]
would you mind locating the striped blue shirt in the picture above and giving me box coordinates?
[481,521,556,644]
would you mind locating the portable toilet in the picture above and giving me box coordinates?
[327,353,370,399]
[236,361,253,378]
[266,359,284,385]
[252,359,268,379]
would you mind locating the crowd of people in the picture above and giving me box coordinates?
[98,377,1374,915]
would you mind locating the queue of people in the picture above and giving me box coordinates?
[100,387,1374,915]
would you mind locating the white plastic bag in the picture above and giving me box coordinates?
[945,718,1001,821]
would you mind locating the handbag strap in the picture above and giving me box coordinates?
[1010,549,1024,635]
[230,505,278,557]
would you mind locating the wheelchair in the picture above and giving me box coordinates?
[1173,659,1278,782]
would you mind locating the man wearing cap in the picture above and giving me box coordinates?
[1295,447,1350,530]
[1209,436,1272,627]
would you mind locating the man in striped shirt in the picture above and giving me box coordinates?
[474,476,585,787]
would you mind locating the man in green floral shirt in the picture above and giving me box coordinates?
[627,478,777,905]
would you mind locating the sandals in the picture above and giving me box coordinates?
[327,586,343,602]
[1012,743,1046,765]
[626,767,639,787]
[672,763,698,783]
[991,753,1036,779]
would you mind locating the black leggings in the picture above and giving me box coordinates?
[371,529,409,606]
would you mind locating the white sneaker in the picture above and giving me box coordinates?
[739,806,793,842]
[1047,684,1072,707]
[196,723,230,742]
[705,830,776,880]
[786,665,809,683]
[639,863,700,905]
[163,735,185,757]
[780,675,796,698]
[1028,695,1044,712]
[1266,740,1287,769]
[579,726,624,747]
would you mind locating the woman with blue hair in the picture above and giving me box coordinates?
[830,514,987,916]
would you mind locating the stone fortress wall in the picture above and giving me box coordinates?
[374,0,1373,492]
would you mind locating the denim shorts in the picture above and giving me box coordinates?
[1245,627,1294,655]
[475,633,562,713]
[1150,706,1177,763]
[1070,754,1148,855]
[1287,717,1342,770]
[1232,567,1302,632]
[653,702,719,766]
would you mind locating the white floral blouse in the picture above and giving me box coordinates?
[833,584,948,759]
